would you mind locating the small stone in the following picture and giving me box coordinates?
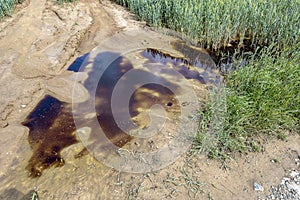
[287,182,300,196]
[254,182,264,191]
[21,104,27,108]
[290,171,299,177]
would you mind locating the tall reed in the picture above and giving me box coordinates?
[113,0,300,50]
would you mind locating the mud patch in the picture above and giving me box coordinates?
[22,46,214,176]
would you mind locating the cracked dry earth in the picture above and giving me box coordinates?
[0,0,299,199]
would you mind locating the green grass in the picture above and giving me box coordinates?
[0,0,23,18]
[113,0,300,50]
[196,45,300,160]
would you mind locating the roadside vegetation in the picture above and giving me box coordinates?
[113,0,300,160]
[0,0,76,19]
[0,0,23,18]
[113,0,299,50]
[198,46,299,160]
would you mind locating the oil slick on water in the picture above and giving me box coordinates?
[22,96,77,177]
[22,47,216,177]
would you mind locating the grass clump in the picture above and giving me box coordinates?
[0,0,23,18]
[197,45,300,160]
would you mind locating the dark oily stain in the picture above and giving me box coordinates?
[22,50,190,177]
[90,53,180,148]
[22,95,77,177]
[141,48,206,84]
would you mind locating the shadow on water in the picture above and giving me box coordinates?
[67,53,89,72]
[78,52,181,152]
[170,41,216,69]
[89,53,134,147]
[22,48,212,177]
[141,48,206,84]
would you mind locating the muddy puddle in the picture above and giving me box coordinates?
[21,30,222,177]
[0,30,222,199]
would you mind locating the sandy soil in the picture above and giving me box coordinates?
[0,0,299,199]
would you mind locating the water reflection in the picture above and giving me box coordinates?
[22,48,212,177]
